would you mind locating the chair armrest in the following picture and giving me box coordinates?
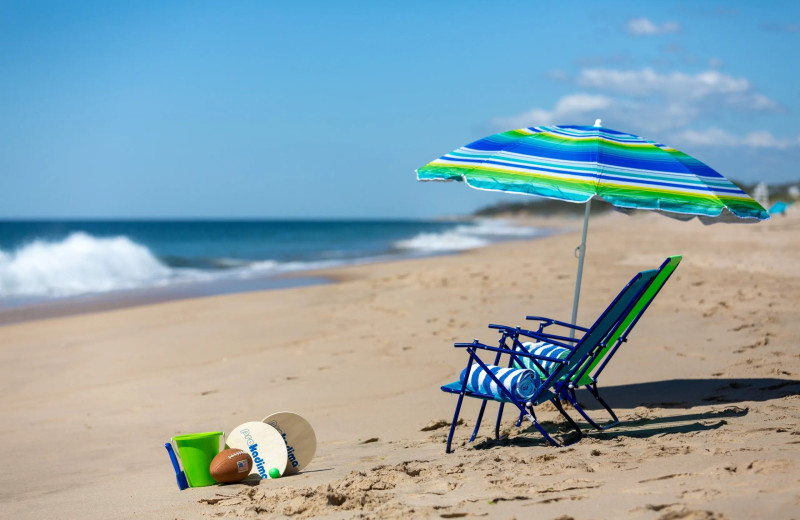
[506,329,578,350]
[489,323,538,336]
[525,315,590,333]
[489,323,579,347]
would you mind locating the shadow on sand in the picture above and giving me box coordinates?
[470,378,800,449]
[577,377,800,410]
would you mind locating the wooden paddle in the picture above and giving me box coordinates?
[225,421,288,478]
[262,411,317,474]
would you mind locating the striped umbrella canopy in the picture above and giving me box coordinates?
[416,122,769,325]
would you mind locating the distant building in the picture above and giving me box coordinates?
[753,182,770,208]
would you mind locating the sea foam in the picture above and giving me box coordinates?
[394,219,543,253]
[0,232,174,298]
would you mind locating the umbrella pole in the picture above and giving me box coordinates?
[570,199,592,335]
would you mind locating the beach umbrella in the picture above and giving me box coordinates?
[415,120,769,327]
[768,200,793,215]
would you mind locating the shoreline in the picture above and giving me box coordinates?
[0,274,332,327]
[0,218,574,326]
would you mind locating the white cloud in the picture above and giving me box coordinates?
[668,128,739,147]
[490,91,797,143]
[490,94,612,129]
[552,94,613,116]
[491,66,785,140]
[491,94,699,134]
[748,93,779,111]
[546,69,569,82]
[627,17,681,36]
[577,67,779,111]
[741,131,797,149]
[670,127,799,149]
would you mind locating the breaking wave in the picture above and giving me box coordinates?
[0,220,551,302]
[394,219,545,253]
[0,232,180,298]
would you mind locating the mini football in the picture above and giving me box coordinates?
[209,449,253,484]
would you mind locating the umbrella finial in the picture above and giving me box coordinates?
[594,119,602,127]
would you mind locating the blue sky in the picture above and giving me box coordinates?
[1,0,798,219]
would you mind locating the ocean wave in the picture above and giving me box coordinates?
[0,231,358,300]
[454,219,544,237]
[0,220,550,302]
[394,232,489,252]
[0,232,182,298]
[224,258,352,279]
[394,220,543,253]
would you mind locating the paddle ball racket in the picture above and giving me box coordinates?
[262,411,317,475]
[225,421,288,478]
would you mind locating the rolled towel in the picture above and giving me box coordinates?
[513,341,570,378]
[459,364,540,401]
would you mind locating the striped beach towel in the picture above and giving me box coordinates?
[513,341,571,379]
[459,364,540,401]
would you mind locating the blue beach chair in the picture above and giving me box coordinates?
[440,268,658,453]
[491,256,682,430]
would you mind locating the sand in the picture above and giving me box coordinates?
[1,209,798,519]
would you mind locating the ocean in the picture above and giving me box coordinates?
[0,219,552,309]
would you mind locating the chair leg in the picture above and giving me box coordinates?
[563,387,604,431]
[446,391,467,454]
[523,405,562,447]
[470,401,488,442]
[551,398,583,444]
[584,382,619,429]
[494,403,505,439]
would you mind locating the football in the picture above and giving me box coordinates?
[209,448,253,484]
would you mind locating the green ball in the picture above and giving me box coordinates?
[268,467,281,479]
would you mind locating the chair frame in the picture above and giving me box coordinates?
[492,256,681,430]
[441,268,657,453]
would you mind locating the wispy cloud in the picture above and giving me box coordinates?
[546,69,570,82]
[492,91,700,133]
[491,66,790,145]
[627,17,681,36]
[490,94,612,129]
[577,67,779,111]
[670,128,799,149]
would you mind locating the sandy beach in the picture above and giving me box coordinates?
[1,209,798,519]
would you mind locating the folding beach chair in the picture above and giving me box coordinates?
[492,256,681,430]
[440,268,658,453]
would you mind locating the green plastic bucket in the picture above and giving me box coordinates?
[172,431,223,487]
